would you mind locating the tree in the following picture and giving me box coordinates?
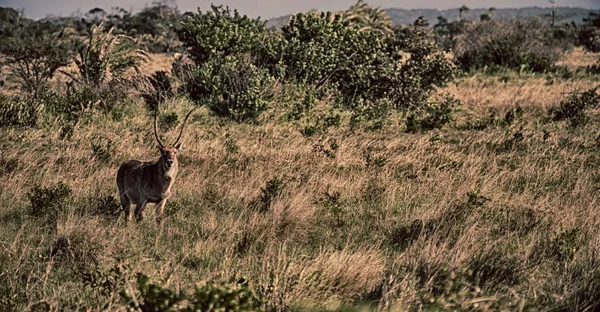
[414,16,430,27]
[549,0,557,27]
[579,12,600,52]
[62,23,147,88]
[459,5,470,20]
[0,24,71,98]
[342,0,393,37]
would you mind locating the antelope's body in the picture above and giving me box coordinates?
[116,109,193,222]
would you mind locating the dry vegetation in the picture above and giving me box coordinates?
[1,47,600,311]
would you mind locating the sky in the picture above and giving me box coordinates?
[1,0,599,20]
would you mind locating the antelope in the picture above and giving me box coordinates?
[116,109,194,223]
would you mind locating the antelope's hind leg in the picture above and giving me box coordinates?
[134,200,148,222]
[120,194,132,222]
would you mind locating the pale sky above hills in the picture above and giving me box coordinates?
[1,0,598,20]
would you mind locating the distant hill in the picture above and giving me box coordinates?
[266,6,600,29]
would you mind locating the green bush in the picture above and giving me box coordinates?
[0,94,38,127]
[177,6,455,121]
[405,97,458,133]
[176,5,268,65]
[275,13,455,111]
[550,88,600,127]
[140,70,174,112]
[44,83,128,123]
[183,57,274,122]
[454,19,562,73]
[27,182,72,229]
[121,274,261,312]
[578,13,600,53]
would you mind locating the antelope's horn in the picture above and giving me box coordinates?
[154,109,165,149]
[173,108,195,147]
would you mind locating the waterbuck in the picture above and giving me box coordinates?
[116,109,194,222]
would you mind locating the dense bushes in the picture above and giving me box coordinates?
[579,13,600,53]
[550,88,600,127]
[454,19,562,73]
[176,5,455,123]
[176,5,267,65]
[182,57,274,121]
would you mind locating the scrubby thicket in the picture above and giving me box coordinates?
[2,0,600,311]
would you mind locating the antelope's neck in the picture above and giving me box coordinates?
[158,160,178,182]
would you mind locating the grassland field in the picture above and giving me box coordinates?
[1,49,600,311]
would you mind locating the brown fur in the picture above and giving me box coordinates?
[116,110,193,222]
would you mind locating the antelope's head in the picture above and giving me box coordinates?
[154,109,194,169]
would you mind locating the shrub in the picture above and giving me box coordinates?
[550,88,600,127]
[0,24,71,99]
[176,5,268,65]
[27,182,72,229]
[405,97,458,133]
[183,57,274,122]
[121,274,261,312]
[140,70,174,112]
[432,17,468,52]
[43,84,128,123]
[276,13,455,111]
[454,19,562,73]
[578,13,600,53]
[177,5,455,120]
[0,94,38,127]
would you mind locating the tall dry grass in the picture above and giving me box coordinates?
[1,51,600,311]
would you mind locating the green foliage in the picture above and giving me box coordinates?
[578,12,600,53]
[176,5,454,122]
[176,6,276,122]
[27,182,72,229]
[64,23,147,88]
[121,274,261,312]
[183,57,274,122]
[0,24,71,98]
[159,112,179,131]
[455,19,562,73]
[141,70,174,112]
[91,137,114,163]
[550,88,600,127]
[0,95,38,127]
[176,5,267,65]
[405,97,457,133]
[277,13,455,111]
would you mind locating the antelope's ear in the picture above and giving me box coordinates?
[175,142,186,151]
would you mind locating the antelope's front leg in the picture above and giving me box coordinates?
[156,199,168,224]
